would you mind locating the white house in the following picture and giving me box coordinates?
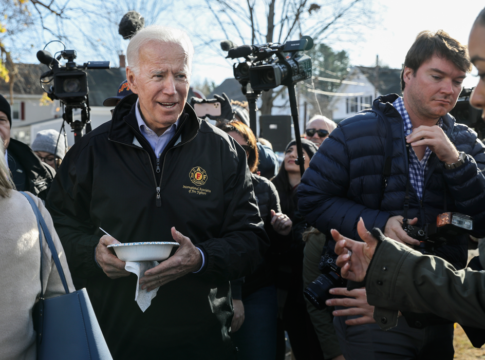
[329,66,402,123]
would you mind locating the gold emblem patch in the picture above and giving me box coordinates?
[190,167,208,186]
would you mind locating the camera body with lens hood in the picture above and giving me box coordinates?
[37,47,110,142]
[304,253,346,309]
[402,212,473,255]
[37,49,110,106]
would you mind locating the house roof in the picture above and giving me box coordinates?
[0,64,46,95]
[356,66,402,96]
[208,78,246,101]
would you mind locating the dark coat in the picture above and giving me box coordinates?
[231,173,281,299]
[298,94,485,269]
[7,138,55,200]
[46,94,269,359]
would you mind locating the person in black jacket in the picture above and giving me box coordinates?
[272,139,325,360]
[46,25,268,360]
[298,29,485,360]
[218,120,291,360]
[0,94,55,200]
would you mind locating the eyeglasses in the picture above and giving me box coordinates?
[306,128,329,138]
[35,154,57,163]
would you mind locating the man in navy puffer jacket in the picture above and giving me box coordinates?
[298,30,485,360]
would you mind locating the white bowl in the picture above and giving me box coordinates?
[107,242,179,262]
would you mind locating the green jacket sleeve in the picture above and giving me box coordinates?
[302,231,343,359]
[367,236,485,330]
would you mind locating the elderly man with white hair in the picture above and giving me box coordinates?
[47,25,268,360]
[305,115,337,147]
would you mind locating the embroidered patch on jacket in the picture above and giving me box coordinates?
[189,167,208,186]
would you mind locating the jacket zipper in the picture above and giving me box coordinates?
[158,133,198,196]
[108,139,160,206]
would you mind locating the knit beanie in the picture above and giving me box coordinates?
[31,129,66,159]
[0,95,12,127]
[232,104,250,127]
[285,138,318,160]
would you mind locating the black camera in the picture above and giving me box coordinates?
[37,46,110,142]
[223,36,313,91]
[37,49,110,104]
[403,212,473,255]
[304,253,345,309]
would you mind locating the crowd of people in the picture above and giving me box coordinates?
[1,6,485,360]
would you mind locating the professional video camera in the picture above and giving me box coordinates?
[224,36,313,91]
[303,253,345,309]
[402,212,473,255]
[221,36,314,175]
[37,42,111,142]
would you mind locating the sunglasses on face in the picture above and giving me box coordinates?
[306,128,329,138]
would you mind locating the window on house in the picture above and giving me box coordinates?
[346,97,360,114]
[11,102,20,120]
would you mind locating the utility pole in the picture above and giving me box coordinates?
[374,55,379,100]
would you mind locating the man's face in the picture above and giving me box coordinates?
[469,24,485,120]
[127,42,190,134]
[403,54,466,121]
[305,119,330,147]
[0,111,10,151]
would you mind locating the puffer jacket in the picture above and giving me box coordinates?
[298,94,485,269]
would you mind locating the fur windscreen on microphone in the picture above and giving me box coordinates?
[119,11,145,40]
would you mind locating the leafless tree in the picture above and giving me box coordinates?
[0,0,72,103]
[183,0,375,115]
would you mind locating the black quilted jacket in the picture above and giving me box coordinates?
[298,94,485,269]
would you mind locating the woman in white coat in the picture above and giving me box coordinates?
[0,139,75,360]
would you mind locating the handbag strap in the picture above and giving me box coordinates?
[20,192,70,295]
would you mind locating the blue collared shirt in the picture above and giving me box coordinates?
[393,97,443,200]
[135,99,180,158]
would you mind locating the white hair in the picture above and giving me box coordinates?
[307,115,337,132]
[127,25,194,76]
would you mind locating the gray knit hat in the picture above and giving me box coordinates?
[31,129,66,159]
[233,104,250,127]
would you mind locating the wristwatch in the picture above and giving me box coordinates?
[444,151,466,170]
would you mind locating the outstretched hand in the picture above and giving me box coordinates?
[332,218,378,282]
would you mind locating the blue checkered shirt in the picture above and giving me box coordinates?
[393,97,443,200]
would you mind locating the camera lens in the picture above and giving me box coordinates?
[304,273,339,309]
[264,70,275,83]
[64,78,81,93]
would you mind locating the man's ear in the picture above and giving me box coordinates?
[402,67,415,87]
[126,66,138,94]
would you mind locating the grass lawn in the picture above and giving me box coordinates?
[454,324,485,359]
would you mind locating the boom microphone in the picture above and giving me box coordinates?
[37,50,55,67]
[119,11,145,40]
[220,40,237,52]
[227,45,254,59]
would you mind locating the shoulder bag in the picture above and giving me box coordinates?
[20,192,112,360]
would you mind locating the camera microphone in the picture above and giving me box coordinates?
[227,45,254,59]
[119,11,145,40]
[220,40,237,51]
[37,50,56,67]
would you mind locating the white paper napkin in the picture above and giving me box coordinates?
[125,261,160,312]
